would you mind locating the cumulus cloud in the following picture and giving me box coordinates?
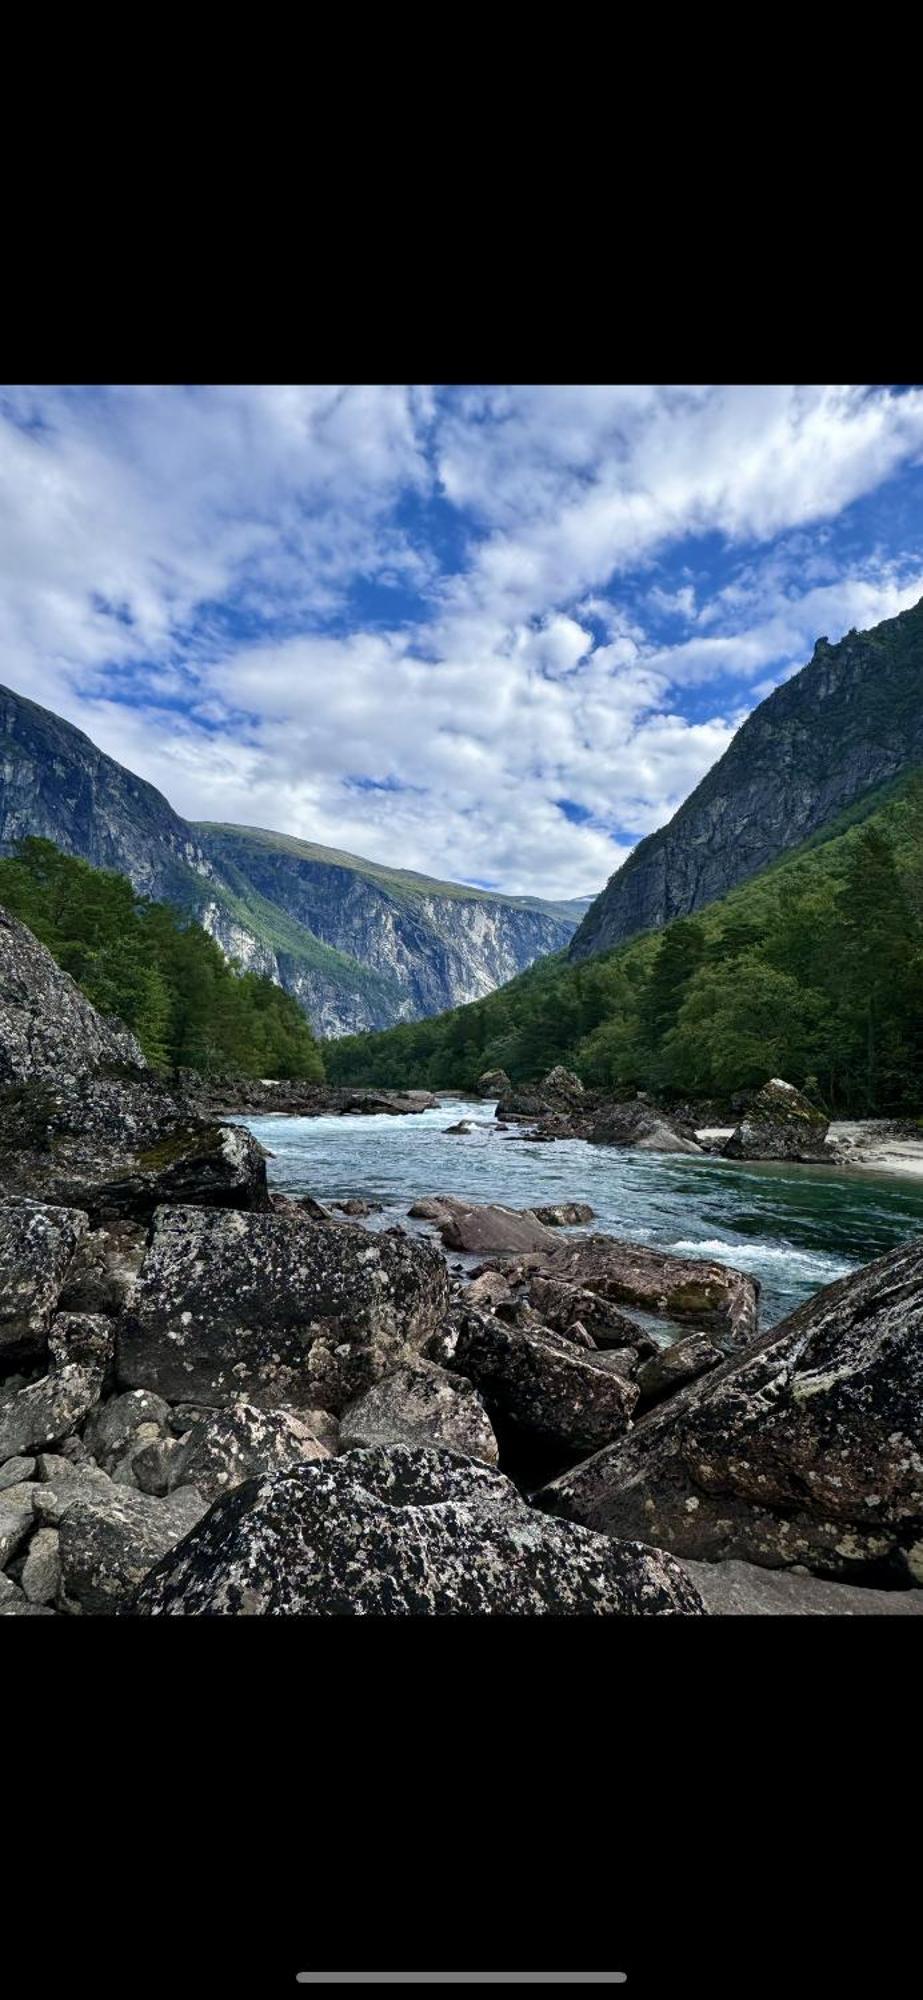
[2,383,923,899]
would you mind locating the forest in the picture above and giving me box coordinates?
[0,838,324,1080]
[326,773,923,1116]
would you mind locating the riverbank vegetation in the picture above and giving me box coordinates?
[326,774,923,1116]
[0,838,324,1079]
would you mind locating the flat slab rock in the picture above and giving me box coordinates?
[338,1361,499,1466]
[541,1239,923,1585]
[116,1204,449,1413]
[685,1561,923,1616]
[543,1234,759,1349]
[130,1445,705,1616]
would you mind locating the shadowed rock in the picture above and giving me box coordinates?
[0,1199,88,1365]
[540,1239,923,1584]
[452,1311,639,1456]
[129,1445,706,1616]
[339,1360,499,1465]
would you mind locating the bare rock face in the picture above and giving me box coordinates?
[0,1199,88,1365]
[116,1205,450,1414]
[58,1482,208,1613]
[541,1240,923,1585]
[130,1445,706,1616]
[0,901,145,1084]
[723,1078,830,1162]
[339,1360,499,1466]
[636,1335,724,1406]
[543,1235,759,1350]
[452,1312,639,1457]
[166,1403,334,1504]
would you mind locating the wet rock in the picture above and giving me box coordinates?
[408,1197,449,1220]
[116,1204,450,1414]
[130,1444,706,1616]
[527,1275,654,1353]
[21,1526,61,1604]
[83,1391,173,1473]
[432,1199,560,1257]
[339,1361,499,1465]
[296,1197,338,1221]
[444,1121,476,1135]
[543,1235,759,1349]
[475,1069,512,1098]
[333,1198,383,1217]
[166,1403,334,1504]
[560,1321,596,1352]
[541,1239,923,1583]
[0,1338,106,1462]
[453,1313,639,1457]
[532,1203,595,1227]
[0,1455,35,1491]
[58,1483,207,1613]
[684,1559,923,1616]
[636,1335,724,1405]
[0,1199,88,1365]
[723,1077,829,1162]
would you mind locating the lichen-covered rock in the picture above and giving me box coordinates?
[130,1438,183,1496]
[475,1068,512,1098]
[527,1275,653,1352]
[21,1526,61,1604]
[57,1221,147,1316]
[588,1101,700,1152]
[58,1482,207,1613]
[723,1078,829,1162]
[0,1329,107,1461]
[47,1310,115,1372]
[0,901,146,1084]
[82,1390,173,1472]
[541,1239,923,1583]
[31,1458,116,1525]
[539,1066,585,1104]
[116,1205,450,1413]
[464,1269,514,1311]
[0,1199,88,1364]
[452,1313,639,1456]
[130,1445,706,1616]
[339,1361,499,1465]
[0,1482,36,1567]
[532,1203,595,1227]
[166,1403,333,1504]
[636,1334,723,1406]
[683,1559,923,1616]
[0,1455,35,1491]
[543,1235,759,1350]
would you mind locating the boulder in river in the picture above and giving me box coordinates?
[475,1069,512,1098]
[722,1077,829,1162]
[417,1196,560,1256]
[527,1274,653,1352]
[130,1444,706,1616]
[540,1238,923,1584]
[532,1203,595,1227]
[543,1234,759,1349]
[116,1204,450,1413]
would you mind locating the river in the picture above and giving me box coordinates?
[238,1095,923,1329]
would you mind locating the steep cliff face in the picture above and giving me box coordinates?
[0,685,583,1035]
[570,596,923,961]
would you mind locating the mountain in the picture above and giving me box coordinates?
[570,595,923,961]
[0,683,586,1036]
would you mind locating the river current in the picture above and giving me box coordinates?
[239,1095,923,1330]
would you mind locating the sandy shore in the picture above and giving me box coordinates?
[824,1122,923,1181]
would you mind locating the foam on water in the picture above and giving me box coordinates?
[241,1096,923,1329]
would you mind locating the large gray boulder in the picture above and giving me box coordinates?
[130,1445,706,1616]
[116,1205,450,1413]
[541,1239,923,1584]
[166,1403,334,1504]
[339,1361,499,1465]
[452,1312,639,1456]
[684,1559,923,1616]
[58,1482,207,1613]
[0,901,145,1084]
[0,1199,88,1365]
[0,1318,109,1461]
[424,1197,560,1256]
[723,1077,829,1161]
[542,1234,759,1350]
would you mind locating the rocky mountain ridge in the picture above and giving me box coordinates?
[571,594,923,959]
[0,684,585,1035]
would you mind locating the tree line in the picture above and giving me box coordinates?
[326,775,923,1117]
[0,838,324,1080]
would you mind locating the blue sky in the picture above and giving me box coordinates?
[2,383,923,899]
